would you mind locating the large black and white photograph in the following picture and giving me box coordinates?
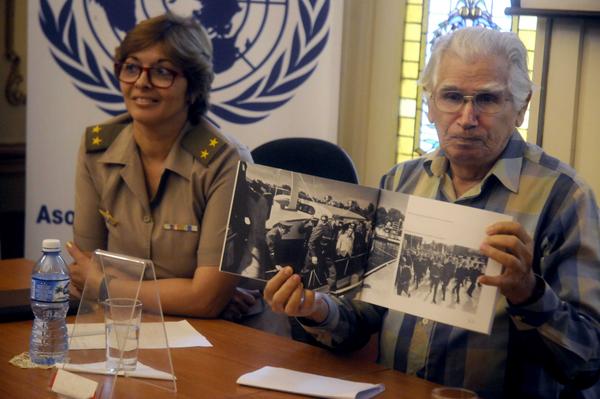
[220,162,379,294]
[359,193,511,334]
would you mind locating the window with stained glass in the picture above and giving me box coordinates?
[396,0,537,163]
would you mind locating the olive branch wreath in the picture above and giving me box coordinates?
[39,0,330,124]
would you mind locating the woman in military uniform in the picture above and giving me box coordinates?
[67,13,253,318]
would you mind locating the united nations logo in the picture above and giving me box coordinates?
[39,0,331,124]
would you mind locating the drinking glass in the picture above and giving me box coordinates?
[103,298,142,372]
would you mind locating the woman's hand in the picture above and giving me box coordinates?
[263,266,329,323]
[66,242,103,299]
[478,221,537,304]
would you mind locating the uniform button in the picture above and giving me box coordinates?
[143,215,152,223]
[422,319,429,326]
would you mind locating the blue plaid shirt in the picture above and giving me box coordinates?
[302,133,600,398]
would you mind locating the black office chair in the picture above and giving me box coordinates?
[251,137,359,184]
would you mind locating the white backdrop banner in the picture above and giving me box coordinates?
[25,0,343,259]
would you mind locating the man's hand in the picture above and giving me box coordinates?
[478,221,537,304]
[66,242,102,298]
[221,287,262,321]
[263,266,328,322]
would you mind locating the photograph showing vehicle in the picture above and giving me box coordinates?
[220,161,378,293]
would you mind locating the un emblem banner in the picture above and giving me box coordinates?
[25,0,343,259]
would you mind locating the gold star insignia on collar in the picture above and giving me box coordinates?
[85,122,125,152]
[209,138,219,147]
[200,149,209,159]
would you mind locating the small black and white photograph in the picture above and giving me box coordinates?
[220,162,379,294]
[393,234,488,314]
[359,193,510,334]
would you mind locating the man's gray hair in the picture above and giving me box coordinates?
[419,27,533,110]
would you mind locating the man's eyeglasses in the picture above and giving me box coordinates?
[115,62,182,89]
[433,90,510,114]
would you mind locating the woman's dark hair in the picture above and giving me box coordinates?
[114,13,214,124]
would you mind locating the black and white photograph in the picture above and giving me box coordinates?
[394,234,488,313]
[359,193,511,334]
[220,162,379,294]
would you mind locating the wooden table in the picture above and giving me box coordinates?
[0,258,34,290]
[0,259,439,398]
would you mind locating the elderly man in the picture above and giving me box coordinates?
[264,27,600,398]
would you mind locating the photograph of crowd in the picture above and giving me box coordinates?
[395,234,488,313]
[221,162,378,293]
[356,193,507,334]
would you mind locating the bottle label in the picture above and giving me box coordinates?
[31,277,70,303]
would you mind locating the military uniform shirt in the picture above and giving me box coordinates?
[73,114,252,279]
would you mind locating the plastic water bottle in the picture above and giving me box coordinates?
[29,239,70,365]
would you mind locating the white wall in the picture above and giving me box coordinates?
[537,17,600,195]
[338,0,403,187]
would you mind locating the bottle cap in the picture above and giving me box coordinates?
[42,239,61,252]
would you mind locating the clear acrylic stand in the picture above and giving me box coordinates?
[56,250,176,398]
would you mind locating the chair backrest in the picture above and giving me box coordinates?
[251,138,359,184]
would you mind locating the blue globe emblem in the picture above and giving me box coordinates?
[40,0,331,124]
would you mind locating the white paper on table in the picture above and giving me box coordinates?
[140,320,212,348]
[56,361,176,381]
[68,320,212,350]
[237,366,385,399]
[51,369,99,399]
